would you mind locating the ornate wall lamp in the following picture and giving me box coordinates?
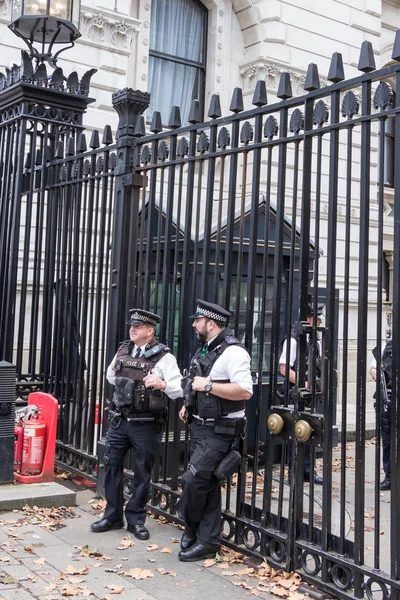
[9,0,81,66]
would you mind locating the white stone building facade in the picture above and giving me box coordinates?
[0,0,398,385]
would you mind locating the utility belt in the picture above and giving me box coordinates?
[190,415,246,437]
[107,407,165,427]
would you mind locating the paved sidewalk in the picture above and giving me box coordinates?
[0,487,309,600]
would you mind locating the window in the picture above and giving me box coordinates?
[148,0,207,126]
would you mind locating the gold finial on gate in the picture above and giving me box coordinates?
[267,413,284,435]
[294,420,313,442]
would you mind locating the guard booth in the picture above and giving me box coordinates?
[134,196,338,476]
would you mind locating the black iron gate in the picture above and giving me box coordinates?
[2,32,400,598]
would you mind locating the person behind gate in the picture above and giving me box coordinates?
[279,300,324,485]
[370,337,392,491]
[178,299,253,562]
[91,309,183,539]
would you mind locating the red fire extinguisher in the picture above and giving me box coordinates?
[14,421,24,472]
[21,415,46,476]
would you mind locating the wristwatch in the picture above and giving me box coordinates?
[204,380,213,393]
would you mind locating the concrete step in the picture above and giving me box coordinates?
[0,481,76,510]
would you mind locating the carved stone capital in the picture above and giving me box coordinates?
[80,7,141,53]
[240,58,327,96]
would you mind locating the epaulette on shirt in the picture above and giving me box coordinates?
[224,335,239,344]
[143,343,171,358]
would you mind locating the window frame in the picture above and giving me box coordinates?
[148,0,208,124]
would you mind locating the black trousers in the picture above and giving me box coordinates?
[179,420,236,548]
[103,418,162,526]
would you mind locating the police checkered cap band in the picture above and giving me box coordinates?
[130,311,158,326]
[195,306,227,322]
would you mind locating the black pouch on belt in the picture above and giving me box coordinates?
[214,450,242,481]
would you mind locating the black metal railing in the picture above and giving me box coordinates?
[2,34,400,598]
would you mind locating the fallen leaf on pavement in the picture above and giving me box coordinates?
[105,585,124,594]
[66,566,89,576]
[170,538,180,543]
[147,544,159,552]
[158,568,176,576]
[125,568,154,580]
[203,558,217,567]
[0,574,17,585]
[160,548,172,554]
[117,538,134,550]
[80,545,101,557]
[24,545,33,553]
[34,557,46,565]
[0,558,10,563]
[176,583,187,587]
[61,585,79,596]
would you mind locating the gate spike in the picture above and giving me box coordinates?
[229,88,244,113]
[77,133,87,153]
[24,152,32,169]
[188,99,201,123]
[55,141,64,158]
[304,63,320,91]
[35,149,42,165]
[89,130,100,149]
[134,115,146,137]
[358,40,376,72]
[150,111,162,133]
[102,125,113,146]
[168,105,181,128]
[66,138,75,156]
[208,94,222,119]
[392,29,400,61]
[327,52,345,82]
[252,80,268,106]
[277,73,292,100]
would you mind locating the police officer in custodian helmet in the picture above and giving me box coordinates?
[91,309,183,540]
[178,300,253,561]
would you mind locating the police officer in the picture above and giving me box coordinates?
[91,309,183,539]
[178,300,253,562]
[279,301,324,485]
[370,338,392,491]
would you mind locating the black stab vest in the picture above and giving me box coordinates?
[190,329,247,419]
[113,338,170,417]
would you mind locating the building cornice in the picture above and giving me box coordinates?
[240,58,327,95]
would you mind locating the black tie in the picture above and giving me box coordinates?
[134,347,141,358]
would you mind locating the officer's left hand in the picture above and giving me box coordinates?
[192,376,211,392]
[143,370,167,391]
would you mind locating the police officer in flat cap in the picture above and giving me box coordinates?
[178,299,252,562]
[279,299,325,485]
[91,309,183,539]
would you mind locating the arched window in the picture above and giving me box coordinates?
[148,0,207,125]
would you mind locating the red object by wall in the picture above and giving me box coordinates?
[21,420,46,475]
[14,392,58,484]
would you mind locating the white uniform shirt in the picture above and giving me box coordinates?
[106,344,183,400]
[195,337,253,419]
[279,336,321,369]
[370,341,391,369]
